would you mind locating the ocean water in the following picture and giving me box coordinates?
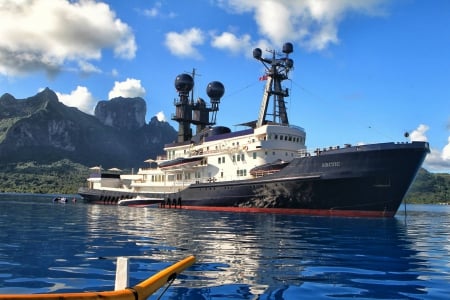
[0,194,449,299]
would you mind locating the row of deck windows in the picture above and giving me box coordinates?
[232,154,245,162]
[150,168,250,182]
[237,169,247,176]
[220,150,292,165]
[269,134,304,143]
[146,174,166,182]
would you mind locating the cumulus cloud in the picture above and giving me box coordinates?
[156,111,167,122]
[143,2,161,17]
[409,124,429,142]
[409,124,450,172]
[142,2,176,19]
[219,0,387,51]
[78,61,102,75]
[0,0,136,77]
[56,86,97,114]
[108,78,146,99]
[442,137,450,161]
[165,28,205,59]
[211,32,252,54]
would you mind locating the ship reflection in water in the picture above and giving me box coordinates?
[86,205,445,299]
[1,196,448,299]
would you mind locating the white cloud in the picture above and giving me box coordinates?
[409,124,429,142]
[219,0,387,51]
[442,137,450,161]
[108,78,146,99]
[144,8,159,18]
[211,32,252,54]
[143,2,161,17]
[78,61,101,75]
[142,2,176,19]
[156,111,167,122]
[165,28,205,59]
[56,86,97,114]
[409,124,450,172]
[0,0,136,77]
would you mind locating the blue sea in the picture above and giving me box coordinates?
[0,194,449,299]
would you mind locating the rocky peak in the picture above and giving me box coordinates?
[0,93,15,104]
[36,87,59,103]
[94,97,146,130]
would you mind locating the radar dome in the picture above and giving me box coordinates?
[206,81,225,99]
[175,74,194,93]
[282,42,293,54]
[253,48,262,59]
[286,58,294,68]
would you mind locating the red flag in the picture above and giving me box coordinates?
[259,74,268,81]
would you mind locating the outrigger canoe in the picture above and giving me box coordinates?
[0,255,195,300]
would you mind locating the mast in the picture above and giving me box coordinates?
[253,42,294,128]
[172,72,225,143]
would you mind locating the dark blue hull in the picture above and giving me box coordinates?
[78,141,429,217]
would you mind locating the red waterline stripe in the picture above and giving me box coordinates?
[164,205,395,218]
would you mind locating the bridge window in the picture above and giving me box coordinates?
[236,169,247,177]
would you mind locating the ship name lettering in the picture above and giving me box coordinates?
[322,161,341,168]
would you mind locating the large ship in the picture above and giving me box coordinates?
[78,43,429,217]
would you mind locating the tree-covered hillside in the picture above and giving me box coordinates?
[0,160,89,194]
[404,168,450,204]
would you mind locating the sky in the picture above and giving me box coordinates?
[0,0,449,172]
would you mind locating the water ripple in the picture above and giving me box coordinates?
[1,195,449,299]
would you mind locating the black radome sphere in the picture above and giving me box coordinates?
[253,48,262,59]
[206,81,225,99]
[175,74,194,93]
[282,42,293,54]
[286,58,294,68]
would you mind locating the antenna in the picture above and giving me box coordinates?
[253,42,294,128]
[172,71,225,142]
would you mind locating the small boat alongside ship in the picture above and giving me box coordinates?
[118,195,162,207]
[78,42,429,217]
[52,197,68,203]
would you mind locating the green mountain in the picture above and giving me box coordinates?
[404,168,450,204]
[0,88,177,169]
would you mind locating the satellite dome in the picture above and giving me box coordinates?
[175,74,194,93]
[282,42,293,54]
[253,48,262,59]
[286,58,294,68]
[206,81,225,99]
